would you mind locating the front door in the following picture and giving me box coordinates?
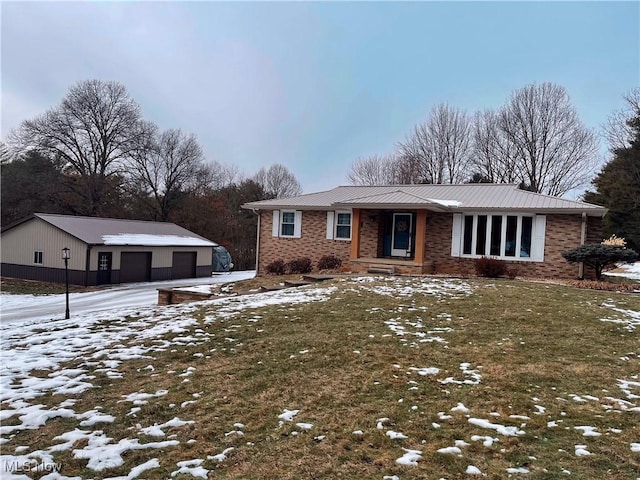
[391,213,413,257]
[97,252,112,285]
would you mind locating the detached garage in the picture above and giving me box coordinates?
[1,213,218,285]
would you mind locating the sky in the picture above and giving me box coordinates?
[1,1,638,195]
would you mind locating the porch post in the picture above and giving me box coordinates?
[414,210,427,264]
[350,208,361,259]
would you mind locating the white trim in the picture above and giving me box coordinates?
[326,211,335,240]
[33,250,43,265]
[531,215,546,261]
[334,210,352,241]
[293,211,302,238]
[272,210,280,237]
[451,214,462,256]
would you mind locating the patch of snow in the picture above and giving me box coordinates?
[468,418,525,436]
[396,448,423,466]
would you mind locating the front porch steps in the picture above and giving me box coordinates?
[366,264,396,275]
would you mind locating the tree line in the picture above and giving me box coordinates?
[1,80,301,269]
[347,83,639,251]
[2,79,638,266]
[348,82,601,196]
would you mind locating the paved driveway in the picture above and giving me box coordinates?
[0,271,255,325]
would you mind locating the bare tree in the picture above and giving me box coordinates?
[128,128,208,221]
[347,154,400,185]
[603,87,640,152]
[497,82,599,196]
[471,109,519,183]
[8,80,144,214]
[203,161,241,192]
[253,163,302,198]
[397,103,472,184]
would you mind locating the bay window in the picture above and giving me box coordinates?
[456,213,544,261]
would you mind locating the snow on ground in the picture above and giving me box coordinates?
[0,271,256,324]
[0,275,638,478]
[604,261,640,281]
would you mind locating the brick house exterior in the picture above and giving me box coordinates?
[244,184,607,279]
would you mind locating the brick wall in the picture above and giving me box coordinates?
[258,210,351,273]
[258,209,604,280]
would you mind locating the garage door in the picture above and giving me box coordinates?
[120,252,152,283]
[172,252,197,279]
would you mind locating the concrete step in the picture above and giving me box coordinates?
[367,265,396,275]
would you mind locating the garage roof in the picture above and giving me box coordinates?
[29,214,217,247]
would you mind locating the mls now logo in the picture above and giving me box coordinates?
[4,460,63,473]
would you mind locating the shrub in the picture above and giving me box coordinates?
[562,243,638,280]
[286,257,313,274]
[266,259,286,275]
[317,255,342,271]
[474,256,507,278]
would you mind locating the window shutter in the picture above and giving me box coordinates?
[326,211,335,240]
[451,214,462,257]
[531,215,546,261]
[293,211,302,238]
[272,210,280,237]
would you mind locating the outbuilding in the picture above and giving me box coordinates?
[1,213,217,285]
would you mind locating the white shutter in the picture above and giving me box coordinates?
[326,211,335,240]
[531,215,546,261]
[451,214,463,257]
[293,211,302,238]
[272,210,280,237]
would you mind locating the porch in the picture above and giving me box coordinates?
[346,209,432,274]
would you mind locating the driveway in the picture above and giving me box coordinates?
[0,271,255,325]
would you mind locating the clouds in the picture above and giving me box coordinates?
[1,2,638,193]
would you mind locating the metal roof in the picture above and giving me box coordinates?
[23,214,218,246]
[242,184,607,216]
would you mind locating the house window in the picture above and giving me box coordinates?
[272,210,302,238]
[281,211,296,237]
[335,212,352,240]
[34,251,43,265]
[460,214,537,260]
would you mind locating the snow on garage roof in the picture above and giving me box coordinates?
[29,214,217,247]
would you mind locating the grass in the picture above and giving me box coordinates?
[0,277,96,295]
[1,276,639,479]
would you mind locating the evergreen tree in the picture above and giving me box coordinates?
[584,106,640,252]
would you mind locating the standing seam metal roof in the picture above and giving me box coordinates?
[242,184,607,214]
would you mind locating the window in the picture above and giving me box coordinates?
[281,211,296,237]
[272,210,302,238]
[457,214,541,261]
[326,211,352,240]
[34,251,43,264]
[335,212,352,240]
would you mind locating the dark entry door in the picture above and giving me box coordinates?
[120,252,152,283]
[172,252,197,279]
[391,213,413,257]
[97,252,112,285]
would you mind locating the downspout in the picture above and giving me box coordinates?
[252,209,261,275]
[579,212,587,279]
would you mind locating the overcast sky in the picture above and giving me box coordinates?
[1,1,638,194]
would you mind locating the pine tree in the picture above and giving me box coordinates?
[585,108,640,252]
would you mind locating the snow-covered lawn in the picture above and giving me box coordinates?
[1,276,638,478]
